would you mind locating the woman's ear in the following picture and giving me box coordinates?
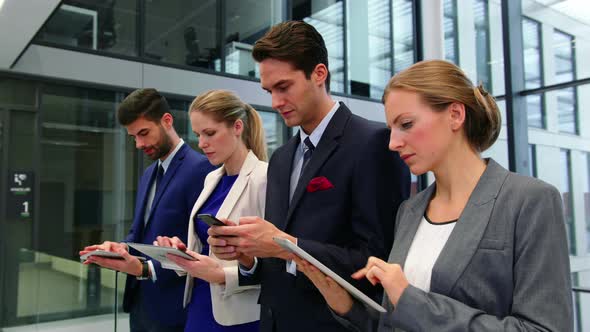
[448,102,466,131]
[233,119,244,136]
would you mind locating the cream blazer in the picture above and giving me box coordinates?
[182,150,266,326]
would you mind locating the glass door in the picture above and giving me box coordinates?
[0,108,39,327]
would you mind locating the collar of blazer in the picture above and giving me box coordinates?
[278,103,352,230]
[145,143,188,225]
[188,150,261,251]
[388,158,509,296]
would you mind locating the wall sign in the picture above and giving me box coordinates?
[7,171,34,220]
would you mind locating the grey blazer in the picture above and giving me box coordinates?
[338,159,573,332]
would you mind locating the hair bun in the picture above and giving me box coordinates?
[476,84,489,97]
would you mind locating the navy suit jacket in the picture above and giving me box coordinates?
[122,143,214,327]
[240,103,410,332]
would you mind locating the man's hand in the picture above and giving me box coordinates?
[207,216,296,261]
[79,241,127,256]
[206,218,255,268]
[82,247,143,276]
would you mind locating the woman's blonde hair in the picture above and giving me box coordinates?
[189,90,268,161]
[383,60,501,152]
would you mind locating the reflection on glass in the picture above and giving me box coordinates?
[347,0,391,99]
[528,144,537,178]
[39,85,136,318]
[521,0,590,83]
[444,0,459,64]
[224,0,278,78]
[392,0,415,74]
[556,87,577,134]
[293,0,345,93]
[259,111,286,157]
[560,149,576,255]
[474,0,491,92]
[523,17,543,89]
[526,94,544,128]
[554,30,575,84]
[522,17,545,129]
[571,270,590,332]
[35,0,137,56]
[584,152,590,254]
[0,78,36,106]
[144,0,220,71]
[481,100,508,169]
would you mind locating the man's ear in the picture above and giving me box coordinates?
[448,102,466,131]
[311,63,328,87]
[161,113,174,129]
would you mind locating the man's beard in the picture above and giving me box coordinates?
[149,126,173,160]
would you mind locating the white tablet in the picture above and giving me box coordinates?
[127,243,197,272]
[273,237,386,313]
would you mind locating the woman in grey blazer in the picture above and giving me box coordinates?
[295,60,573,331]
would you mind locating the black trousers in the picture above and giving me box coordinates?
[129,285,184,332]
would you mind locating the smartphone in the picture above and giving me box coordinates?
[80,250,146,261]
[197,213,226,227]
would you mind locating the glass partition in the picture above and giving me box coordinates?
[35,0,138,56]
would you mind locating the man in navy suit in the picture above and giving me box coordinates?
[209,21,410,331]
[80,88,214,332]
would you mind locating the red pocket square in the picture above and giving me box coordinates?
[307,176,334,192]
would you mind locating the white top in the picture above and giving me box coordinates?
[403,216,457,292]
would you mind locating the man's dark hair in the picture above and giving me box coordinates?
[117,88,170,126]
[252,20,330,92]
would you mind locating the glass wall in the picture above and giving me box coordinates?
[36,0,138,56]
[0,79,131,329]
[0,77,288,330]
[292,0,345,93]
[523,17,545,128]
[391,0,416,74]
[144,0,220,71]
[347,0,392,98]
[224,0,280,77]
[33,0,419,102]
[522,2,590,329]
[444,0,459,64]
[584,153,590,254]
[474,0,491,91]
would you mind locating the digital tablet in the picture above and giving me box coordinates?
[80,250,146,262]
[273,237,386,313]
[127,243,197,271]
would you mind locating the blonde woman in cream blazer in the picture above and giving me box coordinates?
[184,150,266,325]
[156,90,267,332]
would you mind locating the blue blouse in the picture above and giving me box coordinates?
[185,173,259,332]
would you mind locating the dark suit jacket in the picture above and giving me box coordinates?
[241,103,410,332]
[122,143,214,327]
[337,159,573,332]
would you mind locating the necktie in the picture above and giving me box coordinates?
[146,164,165,226]
[300,137,315,177]
[155,164,165,196]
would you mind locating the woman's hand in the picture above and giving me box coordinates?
[154,236,187,251]
[166,250,225,284]
[352,256,409,306]
[292,255,354,316]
